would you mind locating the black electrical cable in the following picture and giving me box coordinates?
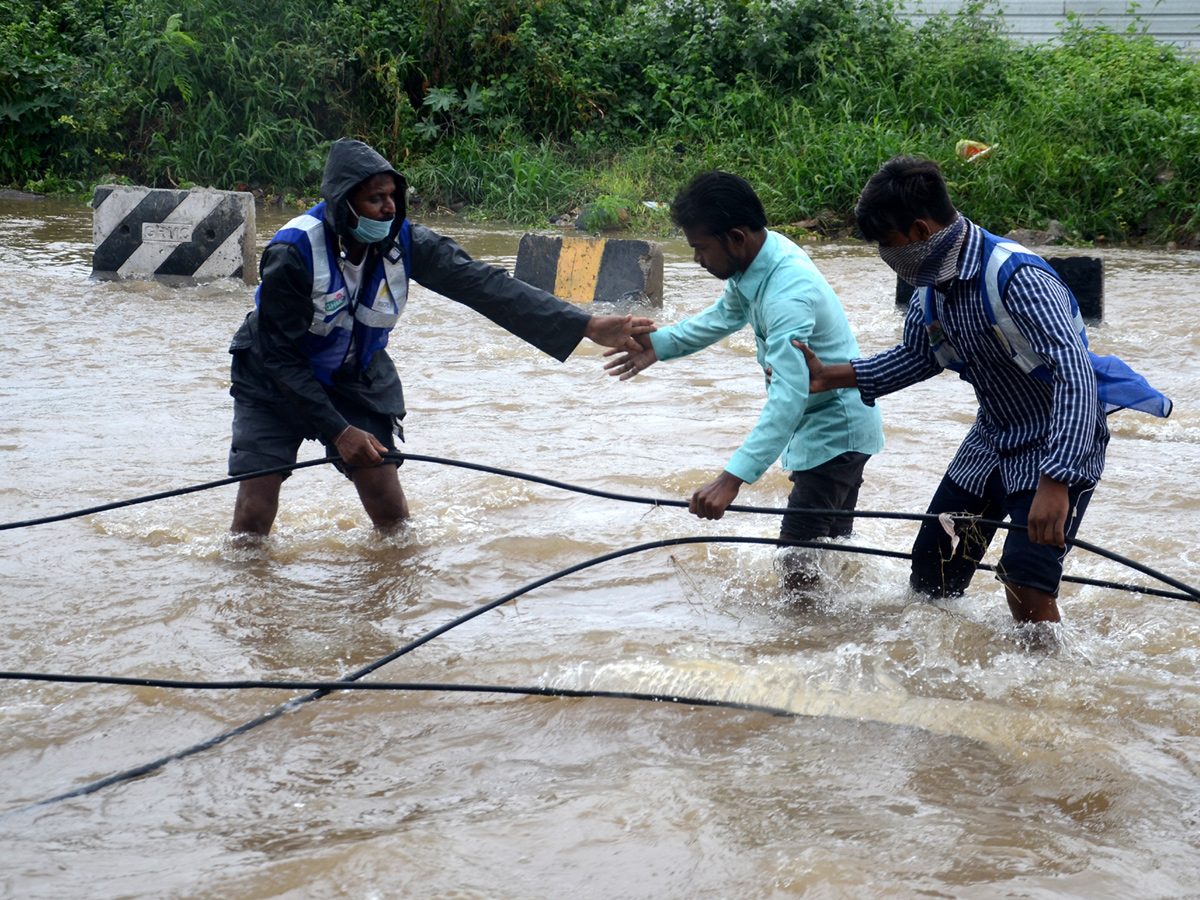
[1,451,1196,600]
[6,518,1196,821]
[0,535,884,818]
[11,526,1025,820]
[0,458,334,531]
[390,452,1200,600]
[0,672,801,717]
[5,514,1197,818]
[3,453,1198,816]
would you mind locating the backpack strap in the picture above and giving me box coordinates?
[922,285,965,373]
[979,229,1171,417]
[981,236,1086,382]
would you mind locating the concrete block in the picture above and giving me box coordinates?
[894,255,1104,322]
[1045,256,1103,322]
[895,276,917,309]
[92,185,256,285]
[514,233,663,305]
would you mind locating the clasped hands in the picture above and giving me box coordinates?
[602,330,658,380]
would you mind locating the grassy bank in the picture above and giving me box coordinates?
[4,0,1199,243]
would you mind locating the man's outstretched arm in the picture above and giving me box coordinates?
[791,340,860,392]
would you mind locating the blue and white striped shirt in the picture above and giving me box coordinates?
[851,218,1108,494]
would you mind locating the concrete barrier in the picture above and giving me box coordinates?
[895,256,1104,322]
[92,185,256,285]
[514,233,663,306]
[1044,256,1104,322]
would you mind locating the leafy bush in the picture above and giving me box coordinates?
[0,1,137,184]
[1,0,1198,239]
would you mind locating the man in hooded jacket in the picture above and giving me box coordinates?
[227,138,651,536]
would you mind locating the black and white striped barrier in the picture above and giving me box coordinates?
[91,186,256,285]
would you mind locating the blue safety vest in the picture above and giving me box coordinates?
[255,201,412,385]
[922,230,1172,417]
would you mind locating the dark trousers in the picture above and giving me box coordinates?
[910,469,1094,598]
[779,451,871,541]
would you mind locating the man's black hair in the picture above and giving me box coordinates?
[854,155,958,243]
[671,171,768,239]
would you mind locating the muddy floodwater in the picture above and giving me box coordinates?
[2,197,1199,899]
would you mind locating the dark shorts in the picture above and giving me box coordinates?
[779,451,871,541]
[228,397,402,481]
[910,469,1095,597]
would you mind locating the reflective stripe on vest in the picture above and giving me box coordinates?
[355,234,410,329]
[347,222,410,368]
[981,238,1086,381]
[922,228,1171,417]
[258,206,411,385]
[257,204,349,338]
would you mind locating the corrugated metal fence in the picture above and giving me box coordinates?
[901,1,1199,53]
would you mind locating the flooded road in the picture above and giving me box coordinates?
[2,196,1199,899]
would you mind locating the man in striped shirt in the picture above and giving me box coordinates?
[798,156,1107,625]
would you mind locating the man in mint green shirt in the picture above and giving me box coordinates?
[605,171,883,564]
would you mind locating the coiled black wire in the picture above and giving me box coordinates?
[2,450,1196,601]
[0,533,904,817]
[2,452,1197,819]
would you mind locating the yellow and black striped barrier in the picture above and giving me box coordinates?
[514,233,663,306]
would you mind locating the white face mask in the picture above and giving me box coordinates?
[347,209,394,244]
[879,217,966,286]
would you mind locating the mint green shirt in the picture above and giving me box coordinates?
[649,231,884,484]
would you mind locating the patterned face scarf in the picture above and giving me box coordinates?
[878,216,967,287]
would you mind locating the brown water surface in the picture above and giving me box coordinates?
[2,199,1199,899]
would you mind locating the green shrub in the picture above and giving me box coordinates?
[1,0,1197,240]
